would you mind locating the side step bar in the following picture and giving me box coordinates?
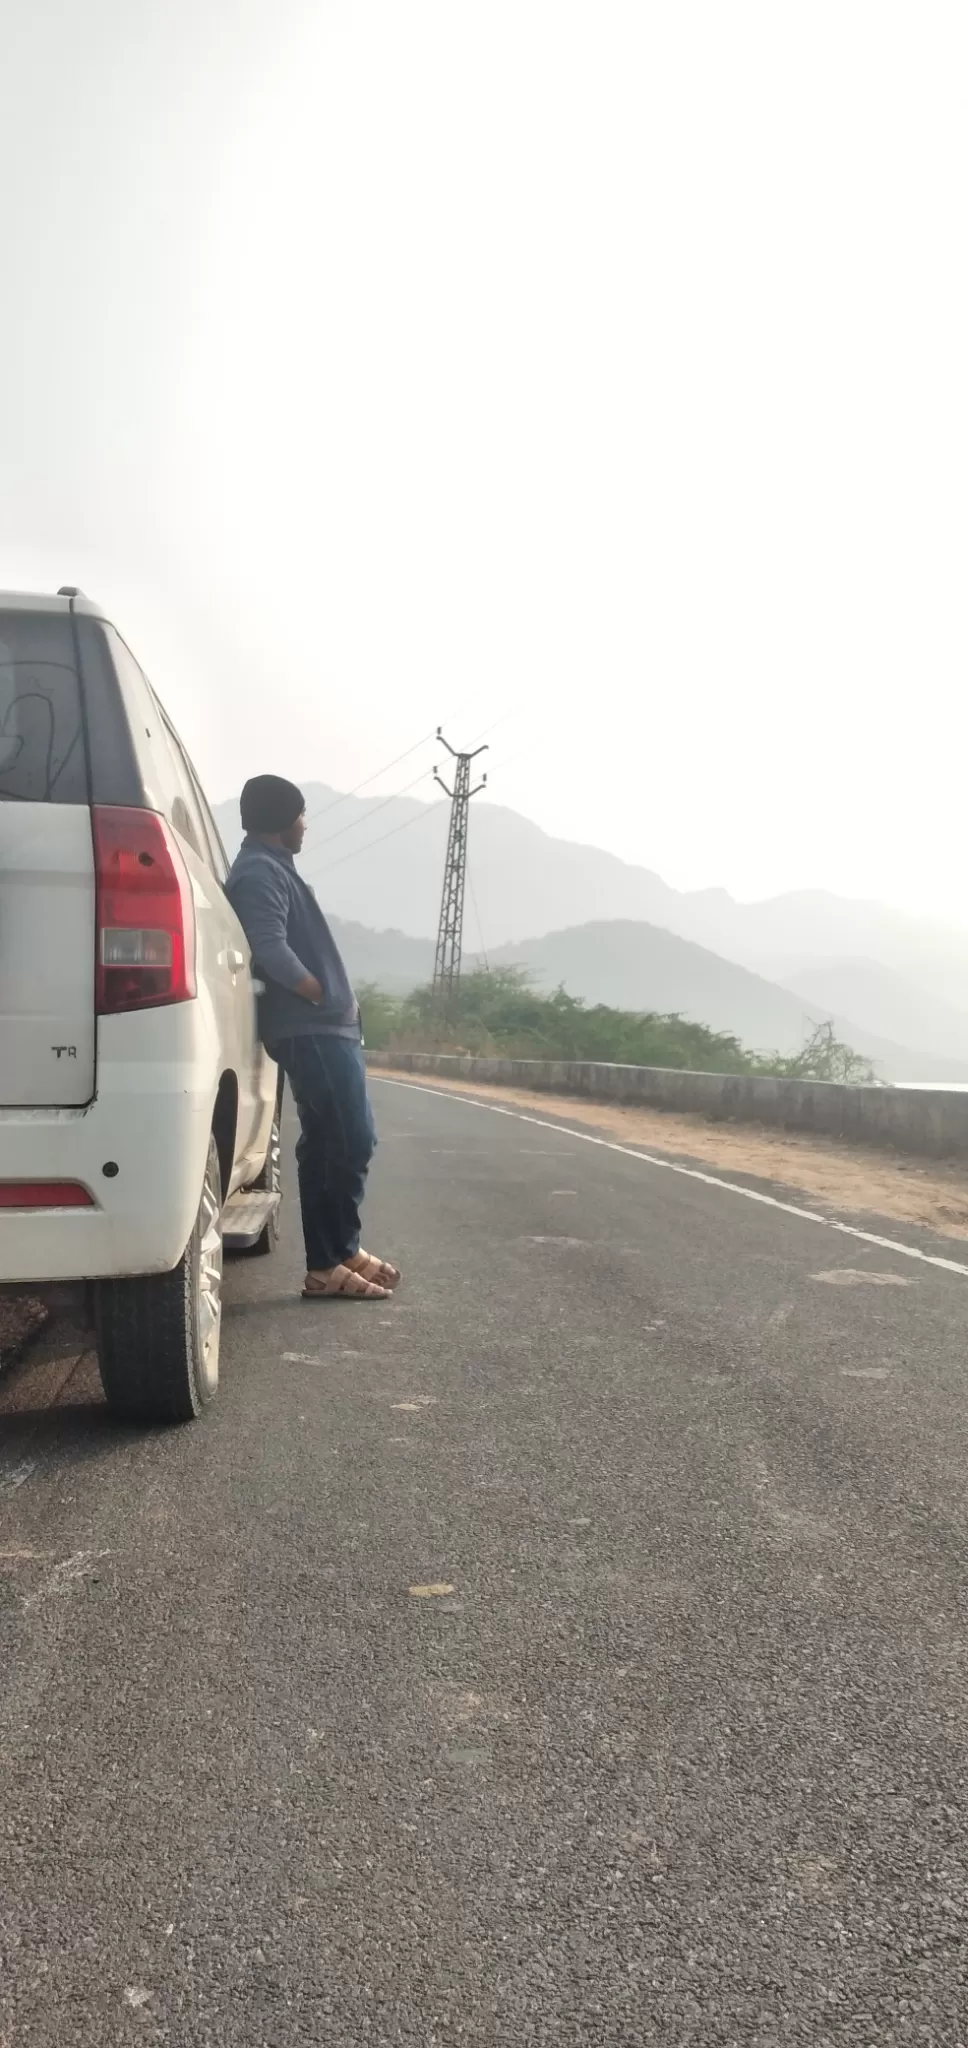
[222,1189,282,1252]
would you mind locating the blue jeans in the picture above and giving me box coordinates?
[268,1034,376,1272]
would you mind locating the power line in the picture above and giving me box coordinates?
[302,706,504,866]
[308,721,520,881]
[308,764,434,853]
[484,743,528,780]
[312,794,446,876]
[303,730,437,828]
[303,693,485,829]
[464,710,511,749]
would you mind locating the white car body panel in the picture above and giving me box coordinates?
[181,834,275,1185]
[0,1000,273,1283]
[0,804,97,1106]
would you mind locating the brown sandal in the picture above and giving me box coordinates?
[302,1264,391,1301]
[345,1249,402,1291]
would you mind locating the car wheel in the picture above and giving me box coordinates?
[248,1093,283,1257]
[94,1133,224,1424]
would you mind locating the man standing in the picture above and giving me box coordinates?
[226,775,400,1302]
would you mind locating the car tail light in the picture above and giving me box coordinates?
[0,1182,94,1208]
[93,807,197,1014]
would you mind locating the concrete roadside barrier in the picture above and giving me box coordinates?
[369,1051,968,1161]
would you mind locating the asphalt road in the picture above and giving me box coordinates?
[3,1076,968,2046]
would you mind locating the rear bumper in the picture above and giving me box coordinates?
[0,1010,217,1283]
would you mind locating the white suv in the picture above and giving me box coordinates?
[0,589,281,1423]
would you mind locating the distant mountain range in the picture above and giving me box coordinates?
[214,786,968,1080]
[325,915,433,993]
[488,922,968,1083]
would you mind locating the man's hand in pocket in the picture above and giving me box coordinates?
[296,974,324,1005]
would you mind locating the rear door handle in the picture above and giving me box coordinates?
[227,948,246,972]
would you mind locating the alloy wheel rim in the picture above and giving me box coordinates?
[268,1115,282,1193]
[197,1146,223,1394]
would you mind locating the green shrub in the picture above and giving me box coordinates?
[358,969,876,1082]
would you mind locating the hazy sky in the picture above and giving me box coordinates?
[2,2,966,923]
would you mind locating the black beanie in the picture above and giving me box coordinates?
[240,775,306,834]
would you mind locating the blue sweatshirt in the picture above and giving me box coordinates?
[225,836,360,1046]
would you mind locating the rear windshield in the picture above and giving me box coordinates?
[0,614,88,804]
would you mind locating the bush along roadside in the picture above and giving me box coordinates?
[357,969,877,1084]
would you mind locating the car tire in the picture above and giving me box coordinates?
[248,1085,283,1257]
[94,1133,224,1425]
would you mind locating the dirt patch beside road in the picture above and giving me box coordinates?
[385,1072,968,1242]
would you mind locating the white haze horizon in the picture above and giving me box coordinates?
[2,3,967,935]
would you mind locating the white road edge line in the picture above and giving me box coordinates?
[374,1078,968,1281]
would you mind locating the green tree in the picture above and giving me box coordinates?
[752,1018,876,1085]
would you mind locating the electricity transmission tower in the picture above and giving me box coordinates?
[432,729,488,999]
